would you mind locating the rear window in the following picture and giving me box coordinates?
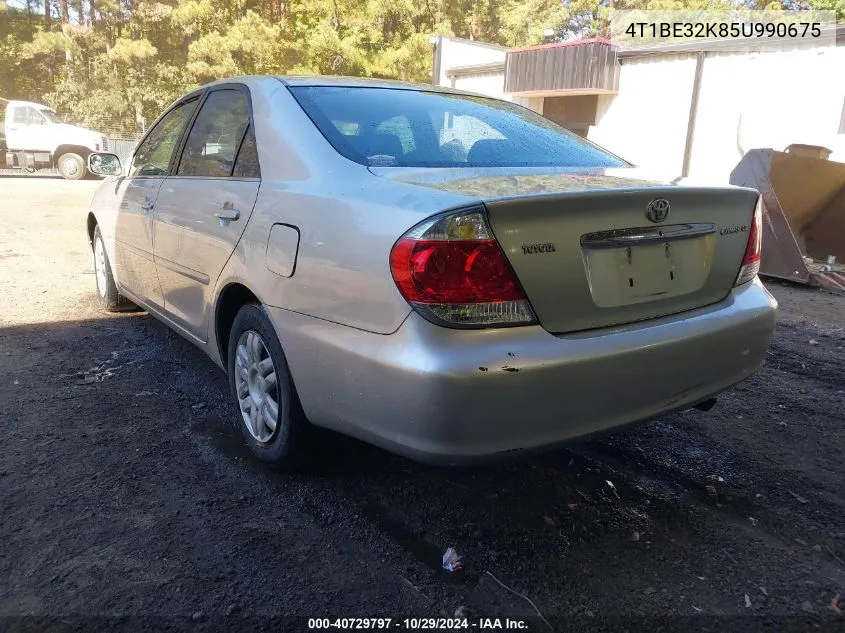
[289,86,626,169]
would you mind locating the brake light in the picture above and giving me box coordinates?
[389,208,537,327]
[734,198,763,286]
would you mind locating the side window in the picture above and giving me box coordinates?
[13,107,44,125]
[233,125,260,178]
[130,99,197,177]
[177,89,250,178]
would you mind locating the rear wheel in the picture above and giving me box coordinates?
[92,226,134,312]
[228,303,310,470]
[57,152,87,180]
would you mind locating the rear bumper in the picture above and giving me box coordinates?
[268,279,778,464]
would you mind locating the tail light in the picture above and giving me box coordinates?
[734,198,763,286]
[389,207,537,328]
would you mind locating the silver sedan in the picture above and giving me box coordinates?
[85,76,777,468]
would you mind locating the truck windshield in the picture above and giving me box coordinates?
[288,86,627,169]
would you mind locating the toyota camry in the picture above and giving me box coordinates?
[85,76,778,468]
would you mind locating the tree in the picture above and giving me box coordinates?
[2,0,839,138]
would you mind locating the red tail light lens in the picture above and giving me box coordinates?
[390,209,537,327]
[391,239,526,303]
[735,199,762,286]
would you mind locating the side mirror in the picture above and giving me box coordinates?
[88,152,122,177]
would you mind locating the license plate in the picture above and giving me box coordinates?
[582,235,715,308]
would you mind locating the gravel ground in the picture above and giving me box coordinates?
[1,178,844,632]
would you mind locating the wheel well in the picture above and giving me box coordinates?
[215,283,260,368]
[54,144,92,164]
[86,213,97,249]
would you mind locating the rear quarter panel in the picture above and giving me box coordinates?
[222,180,468,334]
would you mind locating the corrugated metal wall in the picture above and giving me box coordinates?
[504,42,619,95]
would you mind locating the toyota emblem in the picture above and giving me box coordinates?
[646,198,670,223]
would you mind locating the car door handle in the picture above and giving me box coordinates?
[141,199,155,212]
[214,210,240,221]
[214,203,240,226]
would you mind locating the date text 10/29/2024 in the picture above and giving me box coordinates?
[308,618,529,630]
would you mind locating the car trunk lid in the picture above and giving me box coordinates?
[373,167,760,333]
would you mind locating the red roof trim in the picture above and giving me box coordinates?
[508,37,616,54]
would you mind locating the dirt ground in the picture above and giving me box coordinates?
[1,178,844,632]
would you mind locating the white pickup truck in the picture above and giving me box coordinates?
[1,98,109,180]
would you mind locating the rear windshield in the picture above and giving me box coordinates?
[289,86,626,169]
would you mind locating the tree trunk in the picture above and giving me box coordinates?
[25,0,34,28]
[43,0,50,28]
[59,0,69,23]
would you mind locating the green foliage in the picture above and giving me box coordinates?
[0,0,839,137]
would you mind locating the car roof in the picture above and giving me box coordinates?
[195,75,479,98]
[279,75,458,92]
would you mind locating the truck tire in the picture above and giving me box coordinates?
[57,152,87,180]
[93,226,134,312]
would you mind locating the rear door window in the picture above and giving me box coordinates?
[176,89,251,178]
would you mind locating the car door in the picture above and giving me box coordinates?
[152,86,260,342]
[111,97,200,307]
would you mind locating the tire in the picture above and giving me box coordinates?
[57,152,87,180]
[92,226,134,312]
[228,303,310,470]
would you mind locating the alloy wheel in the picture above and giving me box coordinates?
[234,330,280,443]
[94,237,107,297]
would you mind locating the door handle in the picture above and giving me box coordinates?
[214,206,240,226]
[141,199,155,212]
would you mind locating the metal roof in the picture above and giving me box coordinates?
[508,38,615,54]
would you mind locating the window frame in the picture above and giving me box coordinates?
[127,93,202,179]
[13,106,48,126]
[231,124,260,179]
[171,83,260,181]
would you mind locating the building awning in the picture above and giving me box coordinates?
[504,38,620,96]
[446,61,506,78]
